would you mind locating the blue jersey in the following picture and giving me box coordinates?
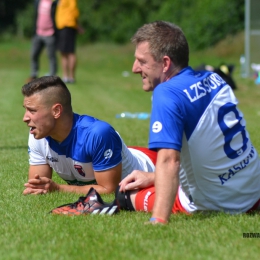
[149,66,260,213]
[28,113,155,185]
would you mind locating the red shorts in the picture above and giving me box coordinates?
[247,199,260,213]
[128,147,187,214]
[128,147,260,214]
[135,186,189,214]
[135,186,260,215]
[127,146,157,165]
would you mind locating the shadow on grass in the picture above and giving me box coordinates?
[174,210,260,220]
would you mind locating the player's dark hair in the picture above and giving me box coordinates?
[131,21,189,69]
[21,76,72,113]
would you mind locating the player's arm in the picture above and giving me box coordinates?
[56,163,122,195]
[28,164,52,179]
[119,170,155,192]
[151,148,180,223]
[93,162,122,193]
[23,164,55,195]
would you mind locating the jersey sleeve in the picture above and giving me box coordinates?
[149,86,185,151]
[28,133,48,165]
[84,121,122,171]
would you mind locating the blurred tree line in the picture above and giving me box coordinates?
[0,0,244,50]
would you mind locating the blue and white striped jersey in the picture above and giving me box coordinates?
[28,113,155,185]
[149,66,260,213]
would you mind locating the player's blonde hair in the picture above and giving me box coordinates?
[131,21,189,69]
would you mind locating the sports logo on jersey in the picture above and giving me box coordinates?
[74,165,86,177]
[104,149,113,159]
[152,121,162,133]
[46,156,58,162]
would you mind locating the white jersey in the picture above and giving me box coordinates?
[149,66,260,213]
[28,113,155,185]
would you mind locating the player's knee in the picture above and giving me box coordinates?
[115,186,135,211]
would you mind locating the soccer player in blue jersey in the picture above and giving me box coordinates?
[22,76,156,196]
[118,21,260,224]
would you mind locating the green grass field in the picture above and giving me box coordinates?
[0,34,260,260]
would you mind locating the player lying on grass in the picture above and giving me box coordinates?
[115,21,260,224]
[22,76,156,195]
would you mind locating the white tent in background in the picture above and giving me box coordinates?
[244,0,260,78]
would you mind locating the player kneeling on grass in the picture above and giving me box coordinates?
[22,76,157,206]
[114,21,260,224]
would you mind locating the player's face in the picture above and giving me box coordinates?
[132,41,164,92]
[23,93,56,139]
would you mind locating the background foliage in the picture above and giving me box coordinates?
[1,0,244,50]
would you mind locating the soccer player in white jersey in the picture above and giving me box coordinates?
[22,76,156,195]
[117,21,260,224]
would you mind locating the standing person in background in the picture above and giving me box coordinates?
[27,0,58,83]
[55,0,83,84]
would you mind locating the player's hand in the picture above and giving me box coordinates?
[23,174,59,195]
[119,170,155,192]
[23,187,48,195]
